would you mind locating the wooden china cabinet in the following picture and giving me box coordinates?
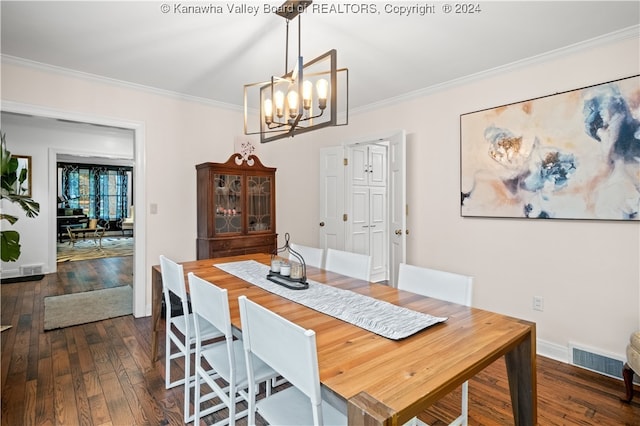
[196,154,277,259]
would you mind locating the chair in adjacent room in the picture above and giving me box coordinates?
[289,243,325,269]
[238,295,347,426]
[325,248,372,281]
[120,205,134,235]
[397,262,473,426]
[159,255,224,423]
[188,273,279,425]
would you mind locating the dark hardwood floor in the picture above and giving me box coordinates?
[2,256,639,425]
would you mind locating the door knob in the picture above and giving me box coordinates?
[319,222,325,227]
[395,229,402,235]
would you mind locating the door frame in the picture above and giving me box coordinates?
[2,100,147,318]
[320,129,406,284]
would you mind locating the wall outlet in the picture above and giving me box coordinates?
[533,296,544,311]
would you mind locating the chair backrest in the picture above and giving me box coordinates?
[289,243,325,269]
[325,248,372,281]
[238,295,322,407]
[187,273,232,339]
[159,255,189,316]
[397,263,473,306]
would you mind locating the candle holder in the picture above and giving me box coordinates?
[267,233,309,290]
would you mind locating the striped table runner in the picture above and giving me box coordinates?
[214,260,447,340]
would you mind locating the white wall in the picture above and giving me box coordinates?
[1,32,638,363]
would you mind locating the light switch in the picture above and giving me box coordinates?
[150,203,158,214]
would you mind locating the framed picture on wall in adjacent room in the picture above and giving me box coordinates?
[460,75,640,221]
[11,155,32,198]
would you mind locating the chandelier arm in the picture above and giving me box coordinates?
[297,109,325,122]
[298,14,302,62]
[284,19,290,74]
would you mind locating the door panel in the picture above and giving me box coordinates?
[389,131,407,287]
[350,187,369,254]
[369,186,387,282]
[350,146,368,186]
[319,146,345,251]
[369,145,387,187]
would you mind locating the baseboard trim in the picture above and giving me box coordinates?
[537,339,569,363]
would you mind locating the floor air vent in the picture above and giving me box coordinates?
[20,264,43,276]
[569,343,624,380]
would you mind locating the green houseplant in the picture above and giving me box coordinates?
[0,132,40,262]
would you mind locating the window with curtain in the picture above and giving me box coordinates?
[58,163,132,220]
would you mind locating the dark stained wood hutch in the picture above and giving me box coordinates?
[196,154,277,259]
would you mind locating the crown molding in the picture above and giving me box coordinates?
[351,25,640,115]
[1,54,244,113]
[3,25,638,116]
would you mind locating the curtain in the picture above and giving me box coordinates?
[59,164,131,220]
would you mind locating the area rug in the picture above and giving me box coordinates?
[44,285,133,331]
[57,237,133,262]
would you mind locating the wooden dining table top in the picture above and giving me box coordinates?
[150,253,537,425]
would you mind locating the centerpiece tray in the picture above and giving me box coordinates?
[266,271,309,290]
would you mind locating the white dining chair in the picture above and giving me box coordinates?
[159,255,225,423]
[289,243,325,269]
[324,248,371,281]
[397,262,473,426]
[238,295,347,426]
[188,273,279,425]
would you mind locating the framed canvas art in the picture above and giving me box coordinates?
[460,75,639,221]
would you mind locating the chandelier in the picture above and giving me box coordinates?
[244,0,348,143]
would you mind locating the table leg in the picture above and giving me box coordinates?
[151,267,163,363]
[347,391,395,426]
[505,326,537,426]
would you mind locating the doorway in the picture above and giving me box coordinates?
[319,130,407,286]
[2,101,147,317]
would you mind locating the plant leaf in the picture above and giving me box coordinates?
[0,230,21,262]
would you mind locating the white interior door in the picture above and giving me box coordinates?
[388,130,407,287]
[319,131,405,285]
[319,146,345,251]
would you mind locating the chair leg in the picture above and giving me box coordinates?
[194,366,202,424]
[184,348,191,423]
[622,362,636,403]
[460,380,468,426]
[165,328,171,389]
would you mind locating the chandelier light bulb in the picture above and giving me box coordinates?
[287,89,299,118]
[316,78,329,110]
[274,90,285,118]
[263,98,273,124]
[302,80,313,110]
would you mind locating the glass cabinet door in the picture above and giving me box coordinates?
[247,175,272,232]
[214,173,242,234]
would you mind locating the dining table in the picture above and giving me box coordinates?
[150,253,537,425]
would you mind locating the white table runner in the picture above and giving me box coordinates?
[214,260,447,340]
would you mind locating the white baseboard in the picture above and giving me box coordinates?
[537,339,570,363]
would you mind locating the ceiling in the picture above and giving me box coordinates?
[1,1,639,111]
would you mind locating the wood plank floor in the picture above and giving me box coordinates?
[2,256,639,425]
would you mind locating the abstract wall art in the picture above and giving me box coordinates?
[460,75,640,220]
